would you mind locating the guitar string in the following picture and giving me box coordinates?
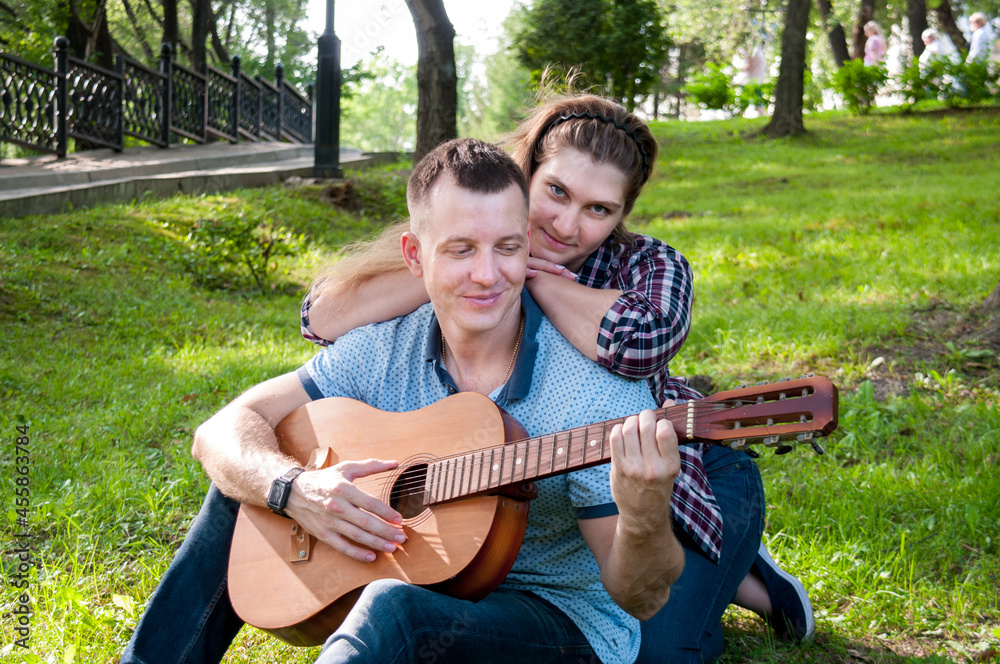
[345,399,821,497]
[346,398,820,496]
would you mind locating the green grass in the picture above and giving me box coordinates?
[1,115,999,663]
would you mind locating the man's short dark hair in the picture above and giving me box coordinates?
[407,138,529,217]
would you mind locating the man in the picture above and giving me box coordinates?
[967,12,995,63]
[124,138,683,664]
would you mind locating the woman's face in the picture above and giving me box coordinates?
[527,147,629,273]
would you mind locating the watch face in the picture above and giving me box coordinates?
[268,478,290,513]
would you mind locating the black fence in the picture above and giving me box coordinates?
[0,37,313,158]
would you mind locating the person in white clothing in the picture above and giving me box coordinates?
[966,13,995,63]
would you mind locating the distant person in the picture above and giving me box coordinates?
[966,12,995,62]
[919,28,960,75]
[733,45,769,115]
[864,21,888,65]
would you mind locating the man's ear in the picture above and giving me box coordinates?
[401,231,423,278]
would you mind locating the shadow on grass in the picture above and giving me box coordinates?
[721,616,963,664]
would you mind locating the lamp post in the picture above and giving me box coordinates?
[314,0,343,177]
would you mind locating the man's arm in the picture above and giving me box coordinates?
[578,410,685,620]
[191,372,406,562]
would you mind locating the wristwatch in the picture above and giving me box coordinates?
[267,467,306,518]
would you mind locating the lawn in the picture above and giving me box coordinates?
[1,109,998,663]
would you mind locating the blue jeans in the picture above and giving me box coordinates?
[316,580,597,664]
[636,445,765,664]
[120,484,244,664]
[121,447,763,664]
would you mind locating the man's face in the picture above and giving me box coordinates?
[403,178,528,337]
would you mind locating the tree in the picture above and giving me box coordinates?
[851,0,874,60]
[162,0,178,52]
[515,0,670,111]
[341,53,417,152]
[190,0,210,71]
[760,0,811,137]
[404,0,457,162]
[815,0,850,67]
[931,0,967,53]
[908,0,928,58]
[978,281,1000,344]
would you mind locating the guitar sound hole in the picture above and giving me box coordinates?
[389,463,429,519]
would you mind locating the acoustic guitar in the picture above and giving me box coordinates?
[228,375,838,646]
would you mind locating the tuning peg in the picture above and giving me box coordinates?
[728,438,748,451]
[755,380,770,386]
[777,377,791,383]
[799,372,815,379]
[737,383,748,390]
[810,441,825,455]
[745,448,760,459]
[775,445,794,455]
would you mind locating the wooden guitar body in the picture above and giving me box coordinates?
[227,392,532,647]
[228,375,839,647]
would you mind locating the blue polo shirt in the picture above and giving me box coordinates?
[299,291,656,664]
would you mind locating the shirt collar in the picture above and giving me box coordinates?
[423,290,543,404]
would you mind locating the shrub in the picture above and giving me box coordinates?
[954,59,1000,104]
[179,195,305,294]
[684,63,736,114]
[735,80,774,114]
[832,59,888,114]
[895,59,999,109]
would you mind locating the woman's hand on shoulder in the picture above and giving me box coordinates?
[526,256,578,281]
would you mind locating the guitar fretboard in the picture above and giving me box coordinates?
[423,409,675,505]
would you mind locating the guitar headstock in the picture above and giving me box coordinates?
[683,374,839,455]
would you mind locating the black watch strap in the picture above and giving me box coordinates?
[267,467,306,518]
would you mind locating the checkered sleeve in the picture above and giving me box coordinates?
[594,236,693,380]
[580,236,723,562]
[300,290,331,347]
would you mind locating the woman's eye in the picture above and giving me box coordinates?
[592,205,608,215]
[550,184,565,197]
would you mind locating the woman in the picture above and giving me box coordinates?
[864,21,888,66]
[302,94,813,661]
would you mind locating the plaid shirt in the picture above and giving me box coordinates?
[300,233,723,561]
[576,233,723,562]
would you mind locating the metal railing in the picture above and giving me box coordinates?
[0,37,313,158]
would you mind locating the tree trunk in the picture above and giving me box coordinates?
[982,281,1000,313]
[162,0,178,52]
[122,0,154,60]
[851,0,875,60]
[969,280,1000,344]
[190,0,210,71]
[90,2,115,70]
[908,0,928,59]
[209,1,230,64]
[405,0,457,162]
[931,0,967,53]
[760,0,810,137]
[815,0,850,67]
[264,0,276,74]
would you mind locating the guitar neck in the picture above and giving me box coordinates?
[424,408,673,505]
[423,375,838,506]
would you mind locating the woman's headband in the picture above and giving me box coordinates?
[541,109,651,184]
